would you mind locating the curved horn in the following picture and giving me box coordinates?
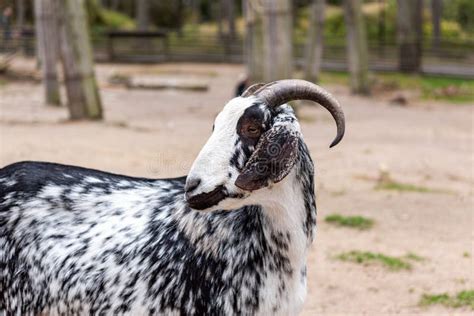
[255,79,345,148]
[241,82,266,97]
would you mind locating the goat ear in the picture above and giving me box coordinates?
[241,82,266,97]
[235,125,299,191]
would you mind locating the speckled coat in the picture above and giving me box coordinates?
[0,103,317,315]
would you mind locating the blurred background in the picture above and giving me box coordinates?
[0,0,472,315]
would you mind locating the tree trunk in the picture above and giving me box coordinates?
[34,0,43,68]
[16,0,25,29]
[243,0,264,82]
[344,0,370,94]
[431,0,442,52]
[377,0,386,55]
[176,0,185,36]
[111,0,120,11]
[136,0,149,31]
[225,0,236,40]
[58,0,103,120]
[262,0,293,81]
[219,0,235,56]
[34,0,61,106]
[397,0,423,72]
[217,1,224,40]
[304,0,326,83]
[190,0,201,24]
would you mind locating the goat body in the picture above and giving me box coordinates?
[0,156,314,315]
[1,79,344,315]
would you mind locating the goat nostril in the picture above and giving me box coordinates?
[185,177,201,193]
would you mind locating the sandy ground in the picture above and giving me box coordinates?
[0,60,473,315]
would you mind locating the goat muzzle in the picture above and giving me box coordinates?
[186,185,227,210]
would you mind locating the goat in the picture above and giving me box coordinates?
[0,79,345,315]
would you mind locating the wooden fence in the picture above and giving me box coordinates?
[1,28,473,78]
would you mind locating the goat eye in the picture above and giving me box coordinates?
[245,126,261,137]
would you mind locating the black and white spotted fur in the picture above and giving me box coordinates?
[0,97,317,315]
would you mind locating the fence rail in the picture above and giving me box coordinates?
[93,32,474,78]
[1,28,473,78]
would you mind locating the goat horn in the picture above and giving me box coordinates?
[255,79,345,148]
[241,82,266,97]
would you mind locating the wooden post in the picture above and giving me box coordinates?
[243,0,264,82]
[261,0,293,81]
[431,0,442,53]
[397,0,423,73]
[225,0,236,40]
[136,0,149,30]
[58,0,103,120]
[216,1,224,41]
[135,0,151,53]
[344,0,370,95]
[377,0,386,56]
[107,33,114,61]
[304,0,326,83]
[34,0,61,106]
[34,0,43,69]
[223,0,236,58]
[16,0,25,30]
[111,0,120,11]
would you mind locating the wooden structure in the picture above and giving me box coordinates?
[106,30,169,62]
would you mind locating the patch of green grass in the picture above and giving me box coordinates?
[0,78,7,86]
[404,252,425,262]
[316,71,474,104]
[456,291,474,308]
[421,78,474,103]
[325,214,374,230]
[336,251,412,271]
[375,180,445,193]
[319,71,350,85]
[381,73,474,103]
[420,290,474,309]
[420,293,452,306]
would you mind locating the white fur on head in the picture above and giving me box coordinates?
[186,96,256,206]
[186,97,302,212]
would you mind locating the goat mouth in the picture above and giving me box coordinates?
[186,185,227,210]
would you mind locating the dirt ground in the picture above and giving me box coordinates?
[0,60,472,315]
